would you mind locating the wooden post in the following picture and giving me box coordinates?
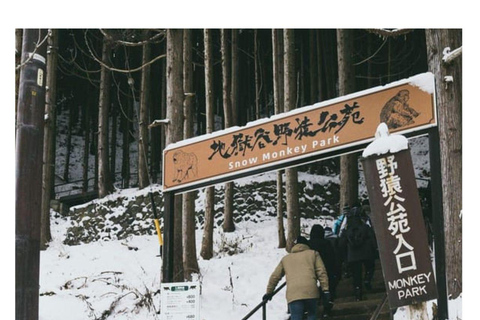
[162,191,175,282]
[429,127,449,319]
[16,28,48,320]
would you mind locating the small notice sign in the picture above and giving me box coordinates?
[160,282,200,320]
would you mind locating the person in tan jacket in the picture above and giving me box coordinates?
[263,236,330,320]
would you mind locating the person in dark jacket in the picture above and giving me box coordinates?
[339,207,377,301]
[309,225,337,317]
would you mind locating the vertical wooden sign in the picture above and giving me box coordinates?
[362,149,437,308]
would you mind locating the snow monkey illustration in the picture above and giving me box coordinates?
[172,150,198,183]
[380,90,420,129]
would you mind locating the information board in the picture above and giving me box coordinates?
[160,282,200,320]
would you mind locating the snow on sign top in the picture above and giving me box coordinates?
[163,72,436,192]
[362,123,409,158]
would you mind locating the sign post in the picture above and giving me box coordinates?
[361,124,437,311]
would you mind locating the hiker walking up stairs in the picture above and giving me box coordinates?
[318,206,390,320]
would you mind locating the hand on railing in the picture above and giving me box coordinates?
[262,293,272,301]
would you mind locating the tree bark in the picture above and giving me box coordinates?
[40,29,58,250]
[221,29,235,233]
[231,29,239,126]
[98,36,113,197]
[337,29,359,210]
[82,86,91,193]
[254,30,261,119]
[182,29,200,280]
[166,29,184,282]
[272,29,286,249]
[16,28,48,320]
[283,29,300,252]
[200,29,215,260]
[425,28,462,299]
[63,102,73,181]
[110,97,117,184]
[121,92,131,189]
[138,30,151,189]
[15,29,22,114]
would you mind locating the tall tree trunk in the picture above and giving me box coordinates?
[283,29,300,252]
[231,29,239,126]
[16,28,48,320]
[15,29,22,113]
[309,29,317,105]
[166,29,184,282]
[316,30,324,102]
[63,102,73,181]
[138,30,151,189]
[182,29,200,280]
[221,29,235,233]
[98,37,113,197]
[110,99,117,185]
[40,29,58,250]
[121,92,131,189]
[200,29,215,260]
[272,29,286,249]
[425,29,462,299]
[254,30,261,119]
[337,29,359,211]
[83,86,91,192]
[160,48,167,175]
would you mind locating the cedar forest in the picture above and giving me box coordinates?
[15,28,462,320]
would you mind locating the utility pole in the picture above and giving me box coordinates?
[16,28,48,320]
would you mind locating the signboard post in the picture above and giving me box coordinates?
[160,281,200,320]
[361,124,437,309]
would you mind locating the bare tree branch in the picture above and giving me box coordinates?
[15,29,49,70]
[365,29,414,38]
[99,29,166,46]
[84,30,166,74]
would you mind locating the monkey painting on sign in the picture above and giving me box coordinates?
[172,150,198,183]
[380,90,420,129]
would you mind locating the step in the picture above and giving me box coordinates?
[320,297,391,320]
[334,280,386,299]
[334,291,386,304]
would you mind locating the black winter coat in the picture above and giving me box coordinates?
[309,225,337,277]
[339,217,376,263]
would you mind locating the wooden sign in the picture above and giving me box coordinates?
[362,149,437,308]
[163,72,436,192]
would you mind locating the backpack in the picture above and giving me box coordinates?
[347,225,365,249]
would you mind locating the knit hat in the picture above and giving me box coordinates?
[295,236,309,245]
[310,224,325,240]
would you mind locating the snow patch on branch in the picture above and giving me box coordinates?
[442,46,462,64]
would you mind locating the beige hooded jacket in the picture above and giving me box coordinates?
[266,243,329,303]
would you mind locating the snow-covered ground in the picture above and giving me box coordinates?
[38,196,462,320]
[39,203,331,320]
[35,131,463,320]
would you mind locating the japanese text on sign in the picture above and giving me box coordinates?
[208,103,364,160]
[376,155,416,274]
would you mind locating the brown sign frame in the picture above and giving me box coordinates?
[162,72,437,193]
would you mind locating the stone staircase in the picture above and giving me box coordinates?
[319,259,393,320]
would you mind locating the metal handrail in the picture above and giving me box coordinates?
[369,293,388,320]
[241,282,286,320]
